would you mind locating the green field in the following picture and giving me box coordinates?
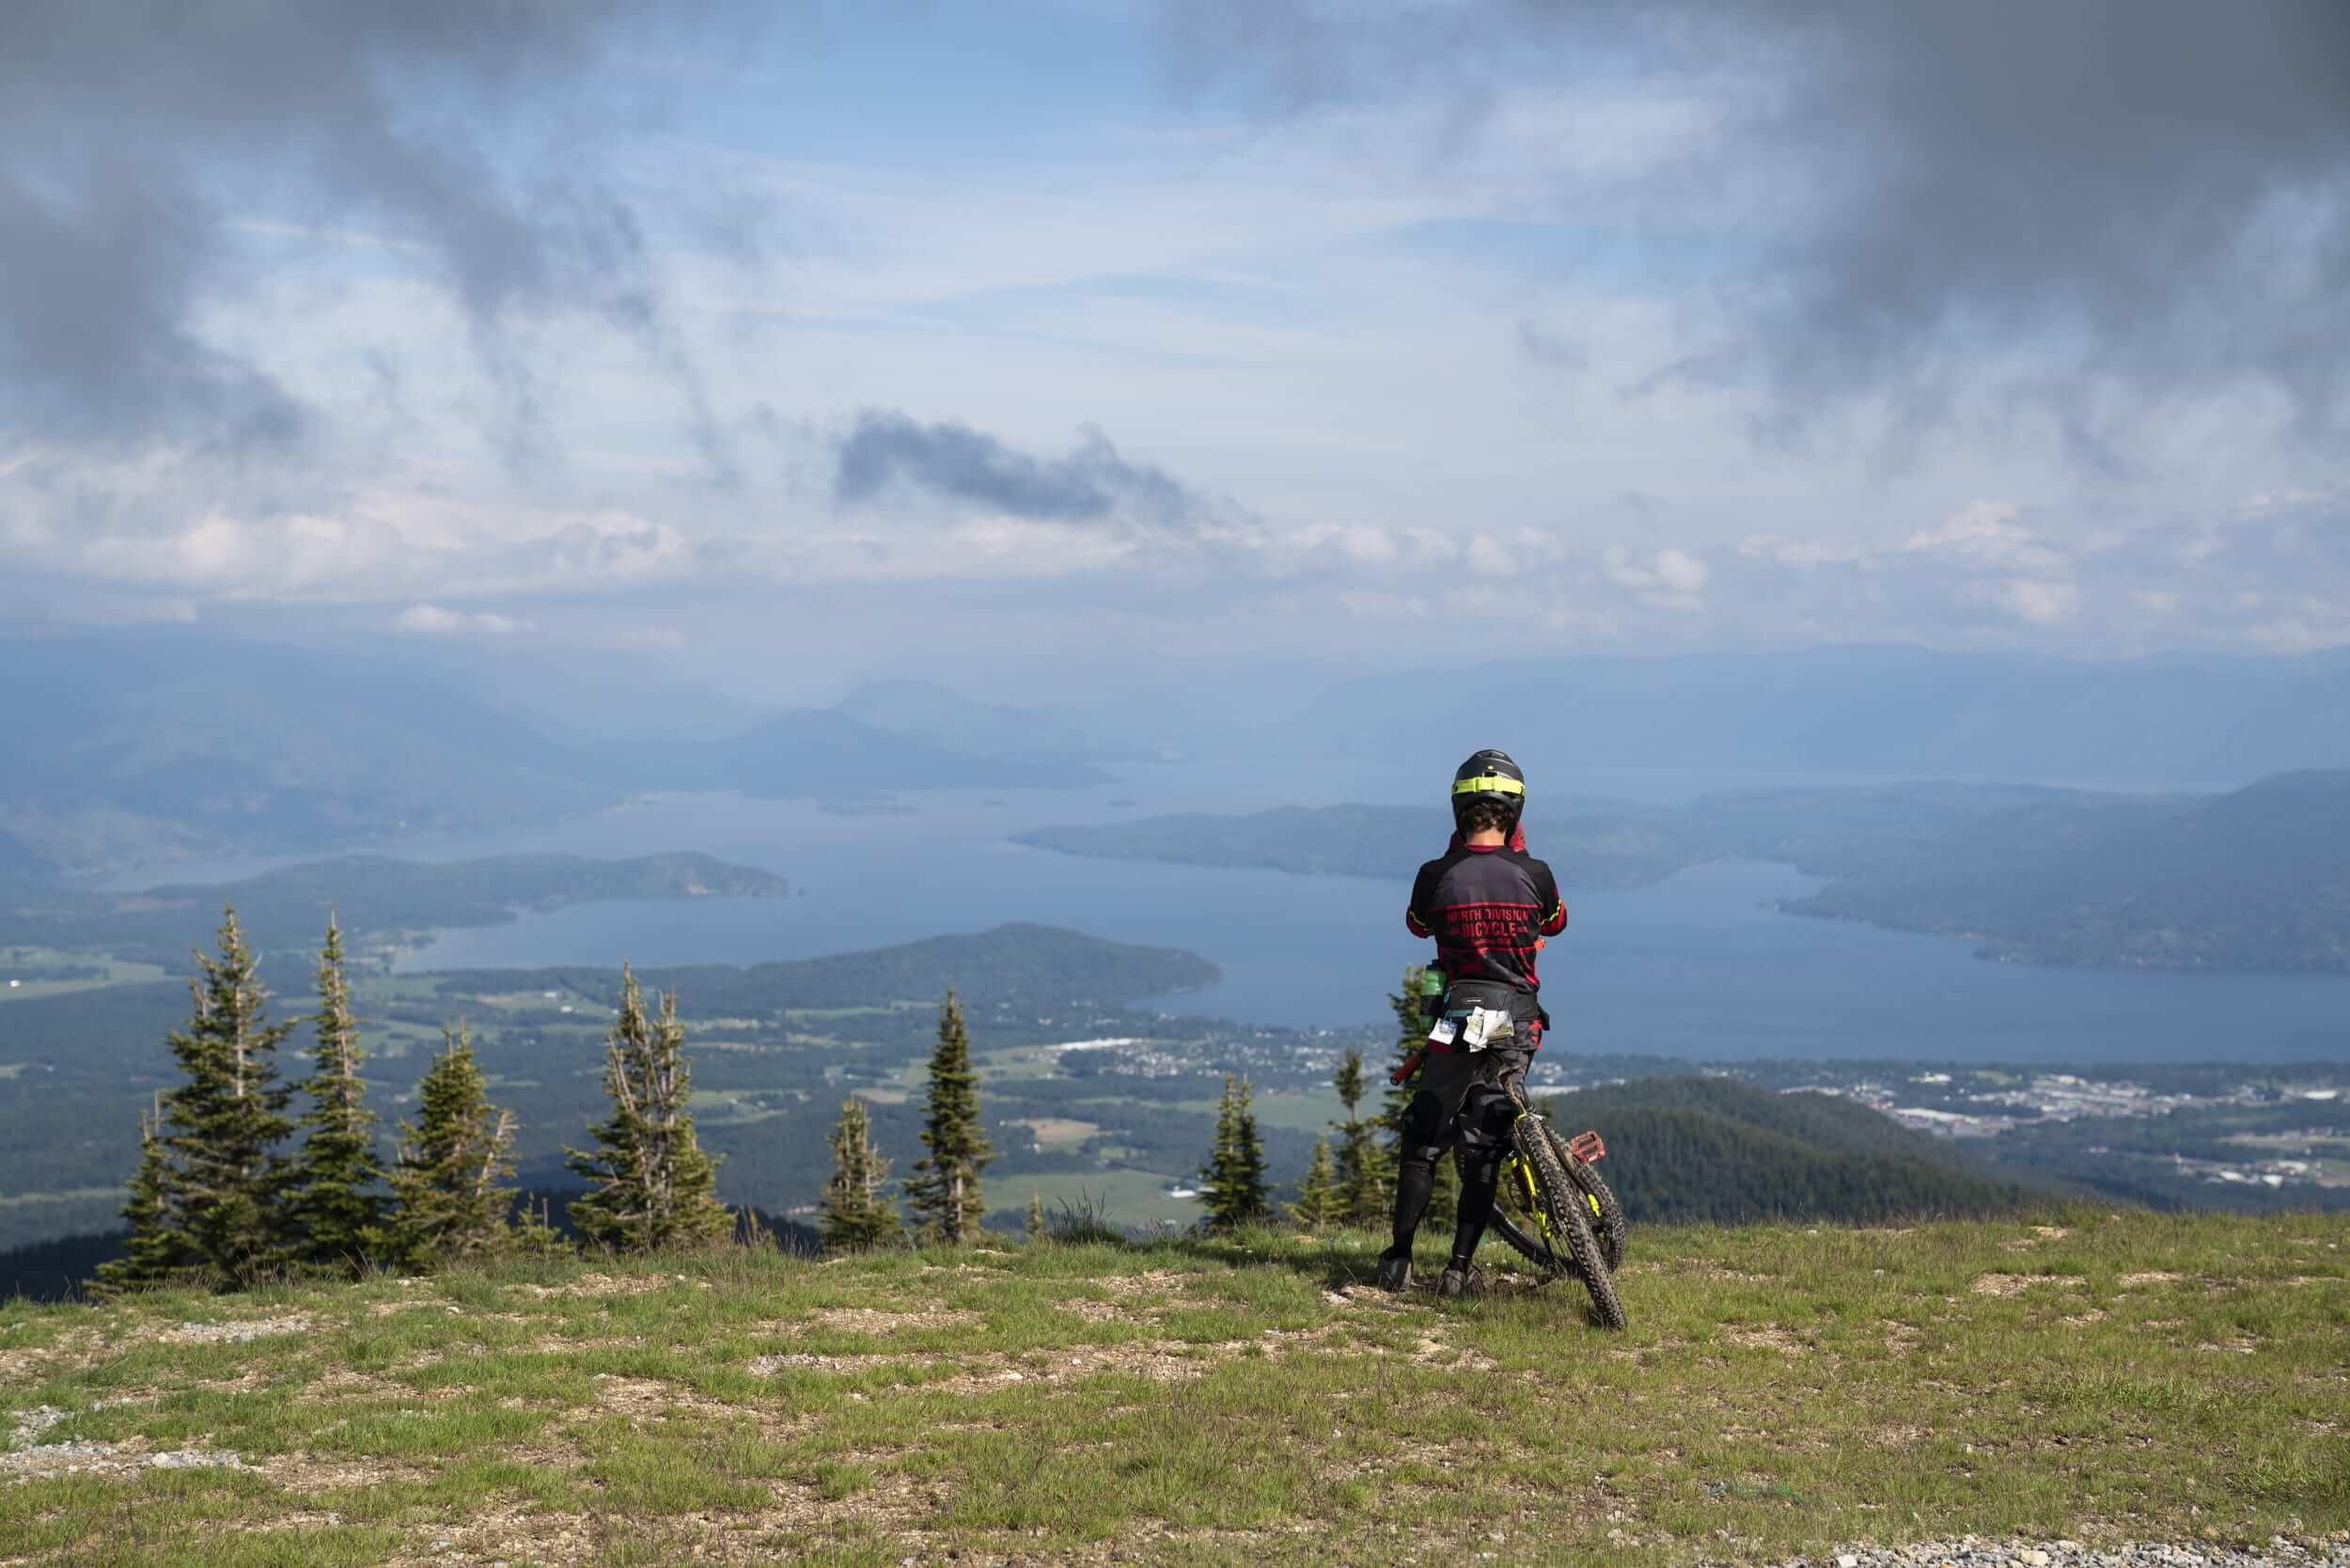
[1003,1168,1206,1229]
[0,948,166,1003]
[2,1212,2342,1566]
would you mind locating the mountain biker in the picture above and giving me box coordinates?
[1375,748,1567,1297]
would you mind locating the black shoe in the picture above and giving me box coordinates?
[1436,1263,1480,1298]
[1373,1247,1413,1293]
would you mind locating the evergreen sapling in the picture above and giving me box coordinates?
[1289,1136,1339,1231]
[904,992,995,1244]
[125,907,297,1286]
[566,965,732,1253]
[1383,964,1455,1225]
[1331,1047,1394,1227]
[386,1025,520,1271]
[1198,1074,1269,1231]
[93,1095,182,1294]
[818,1095,902,1252]
[284,917,389,1272]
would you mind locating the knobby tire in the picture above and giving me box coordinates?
[1515,1113,1629,1330]
[1545,1122,1628,1272]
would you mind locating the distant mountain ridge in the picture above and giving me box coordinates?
[1018,774,2350,973]
[1292,644,2350,784]
[837,680,1107,761]
[1555,1076,2035,1223]
[1788,769,2350,971]
[423,921,1218,1014]
[0,852,787,964]
[0,637,1112,874]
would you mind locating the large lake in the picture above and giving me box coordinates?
[115,763,2350,1064]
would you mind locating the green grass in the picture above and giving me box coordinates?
[0,948,167,1002]
[2,1214,2344,1566]
[1011,1168,1205,1228]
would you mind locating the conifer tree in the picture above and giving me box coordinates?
[506,1195,574,1261]
[117,907,298,1286]
[904,992,995,1244]
[1198,1074,1269,1231]
[284,917,389,1271]
[566,966,732,1253]
[1382,964,1455,1225]
[1330,1048,1393,1227]
[818,1095,902,1252]
[1024,1190,1046,1242]
[386,1025,520,1272]
[93,1095,185,1294]
[1288,1137,1339,1231]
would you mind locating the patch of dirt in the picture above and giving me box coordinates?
[1320,1285,1414,1312]
[1721,1325,1807,1353]
[514,1271,702,1300]
[1408,1336,1497,1372]
[254,1451,434,1491]
[525,1335,646,1354]
[591,1372,750,1423]
[1096,1270,1192,1299]
[747,1331,1367,1393]
[1881,1323,1924,1355]
[2060,1308,2111,1326]
[296,1369,411,1402]
[162,1312,313,1344]
[1053,1294,1128,1324]
[2118,1271,2183,1288]
[812,1306,980,1335]
[384,1507,599,1568]
[1970,1273,2078,1297]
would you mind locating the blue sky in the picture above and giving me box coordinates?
[3,0,2345,693]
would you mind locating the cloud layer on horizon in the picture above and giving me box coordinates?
[2,1,2344,664]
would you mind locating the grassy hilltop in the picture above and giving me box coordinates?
[3,1213,2345,1567]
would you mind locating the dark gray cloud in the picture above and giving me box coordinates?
[835,410,1218,533]
[0,1,753,462]
[1161,1,2350,463]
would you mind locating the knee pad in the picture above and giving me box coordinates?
[1399,1092,1448,1162]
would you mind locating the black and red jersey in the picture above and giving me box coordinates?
[1405,830,1567,1000]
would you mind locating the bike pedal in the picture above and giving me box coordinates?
[1567,1129,1606,1163]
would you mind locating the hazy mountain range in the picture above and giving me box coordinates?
[1019,773,2350,974]
[9,630,2350,875]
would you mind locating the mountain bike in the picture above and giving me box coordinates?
[1393,1050,1629,1329]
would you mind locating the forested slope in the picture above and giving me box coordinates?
[1553,1077,2034,1223]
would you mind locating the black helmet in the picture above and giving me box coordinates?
[1450,748,1526,830]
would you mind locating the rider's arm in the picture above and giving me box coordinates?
[1535,862,1568,936]
[1404,862,1434,937]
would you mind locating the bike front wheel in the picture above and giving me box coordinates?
[1545,1123,1628,1273]
[1514,1116,1629,1329]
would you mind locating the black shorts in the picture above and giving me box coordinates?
[1400,1047,1528,1164]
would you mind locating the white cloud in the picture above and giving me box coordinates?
[1992,578,2080,626]
[1465,534,1513,576]
[1603,543,1708,611]
[394,604,538,638]
[1904,501,2070,573]
[1739,534,1868,569]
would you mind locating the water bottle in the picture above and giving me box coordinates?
[1418,965,1446,1023]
